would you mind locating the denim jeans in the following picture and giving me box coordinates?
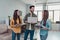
[40,34,48,40]
[12,31,20,40]
[24,30,34,40]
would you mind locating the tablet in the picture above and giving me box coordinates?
[28,17,37,23]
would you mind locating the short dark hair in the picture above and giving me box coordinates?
[29,5,35,9]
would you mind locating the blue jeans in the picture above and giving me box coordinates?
[24,30,34,40]
[40,34,48,40]
[12,31,20,40]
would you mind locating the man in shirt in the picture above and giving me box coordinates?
[24,5,37,40]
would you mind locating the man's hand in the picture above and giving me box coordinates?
[25,21,28,23]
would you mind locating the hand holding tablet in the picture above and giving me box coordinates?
[27,17,37,24]
[14,23,26,27]
[35,24,42,28]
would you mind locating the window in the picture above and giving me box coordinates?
[34,11,37,15]
[48,5,60,10]
[48,5,60,22]
[54,11,60,22]
[38,11,42,21]
[34,5,43,21]
[48,11,54,22]
[35,5,43,10]
[34,4,60,22]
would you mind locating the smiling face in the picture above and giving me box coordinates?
[30,7,35,13]
[29,5,35,13]
[17,10,20,16]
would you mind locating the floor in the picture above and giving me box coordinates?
[20,30,60,40]
[37,31,60,40]
[47,31,60,40]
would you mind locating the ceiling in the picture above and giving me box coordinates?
[20,0,60,5]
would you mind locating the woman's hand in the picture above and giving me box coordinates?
[42,26,49,30]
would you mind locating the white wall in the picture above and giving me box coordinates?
[0,0,27,26]
[0,0,26,19]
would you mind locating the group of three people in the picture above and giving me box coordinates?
[10,5,51,40]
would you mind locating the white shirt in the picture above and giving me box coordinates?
[29,13,32,30]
